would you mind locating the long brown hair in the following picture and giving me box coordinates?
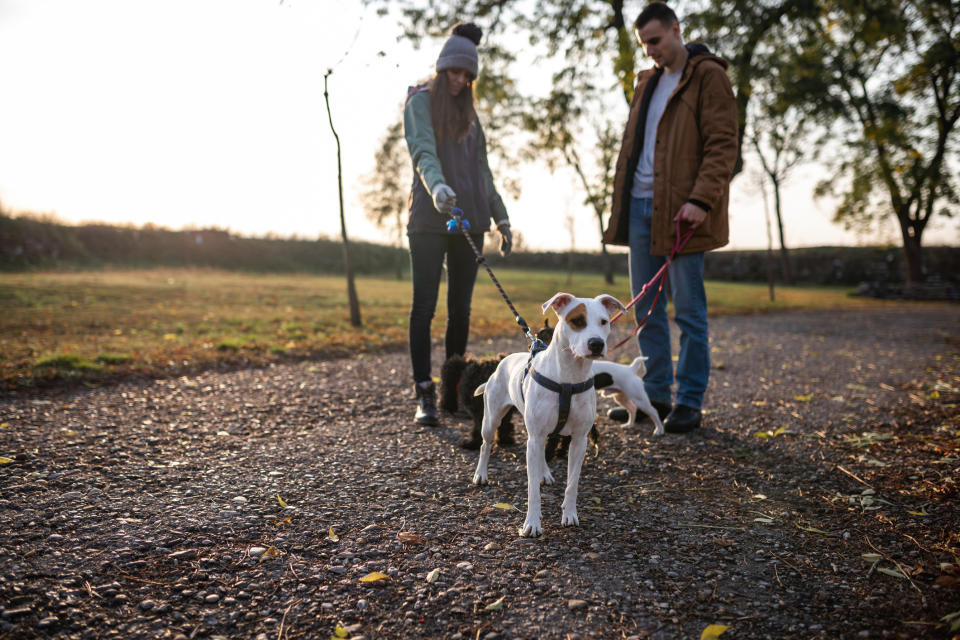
[428,71,475,145]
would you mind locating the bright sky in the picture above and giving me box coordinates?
[1,0,955,252]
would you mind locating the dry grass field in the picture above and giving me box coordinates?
[0,268,897,388]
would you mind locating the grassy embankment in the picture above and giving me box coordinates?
[1,268,897,388]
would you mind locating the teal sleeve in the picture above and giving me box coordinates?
[477,120,509,225]
[403,91,447,197]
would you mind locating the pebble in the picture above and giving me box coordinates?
[357,599,369,610]
[205,594,220,604]
[456,562,473,571]
[249,546,267,557]
[568,599,588,610]
[60,491,82,501]
[233,496,248,503]
[138,600,155,611]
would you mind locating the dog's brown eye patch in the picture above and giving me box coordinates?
[565,304,587,331]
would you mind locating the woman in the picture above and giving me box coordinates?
[403,22,512,426]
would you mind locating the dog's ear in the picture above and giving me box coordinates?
[543,318,550,329]
[541,292,575,315]
[595,294,626,316]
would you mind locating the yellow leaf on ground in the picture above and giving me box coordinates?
[360,571,390,582]
[485,596,506,611]
[794,393,814,402]
[258,546,280,562]
[277,494,288,508]
[333,623,349,638]
[327,527,339,542]
[701,624,730,640]
[908,510,930,516]
[493,503,519,511]
[0,457,13,464]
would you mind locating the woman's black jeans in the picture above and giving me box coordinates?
[408,231,484,384]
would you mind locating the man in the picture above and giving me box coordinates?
[603,2,738,434]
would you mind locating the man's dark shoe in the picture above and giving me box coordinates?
[663,404,701,434]
[607,401,671,425]
[414,382,439,426]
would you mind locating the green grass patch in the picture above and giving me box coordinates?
[35,353,103,372]
[94,352,132,365]
[0,267,918,388]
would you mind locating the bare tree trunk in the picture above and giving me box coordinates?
[899,212,924,286]
[324,70,362,327]
[759,174,776,301]
[770,175,793,285]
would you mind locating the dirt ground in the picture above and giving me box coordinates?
[1,305,958,640]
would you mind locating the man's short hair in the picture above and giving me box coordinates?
[634,2,679,31]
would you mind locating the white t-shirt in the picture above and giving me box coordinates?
[631,68,683,199]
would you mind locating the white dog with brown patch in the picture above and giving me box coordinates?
[472,292,625,537]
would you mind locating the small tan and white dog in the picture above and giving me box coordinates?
[472,292,625,537]
[592,357,665,436]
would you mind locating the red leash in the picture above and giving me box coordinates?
[609,219,696,350]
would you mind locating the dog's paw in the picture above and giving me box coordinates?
[541,467,555,486]
[652,424,664,437]
[561,510,579,527]
[472,471,488,485]
[520,519,543,537]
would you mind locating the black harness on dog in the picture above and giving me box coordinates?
[520,344,595,453]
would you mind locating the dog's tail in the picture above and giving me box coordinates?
[629,356,647,377]
[474,382,487,397]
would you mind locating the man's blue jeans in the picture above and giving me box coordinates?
[628,197,709,409]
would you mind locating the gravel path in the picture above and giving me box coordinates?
[1,305,958,639]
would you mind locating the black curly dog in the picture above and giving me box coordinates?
[439,320,606,459]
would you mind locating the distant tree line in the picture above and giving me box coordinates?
[2,212,956,296]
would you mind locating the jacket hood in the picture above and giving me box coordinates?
[685,42,728,70]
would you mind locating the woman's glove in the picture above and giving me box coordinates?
[497,222,512,257]
[432,183,457,214]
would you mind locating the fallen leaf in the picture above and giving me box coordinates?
[861,553,883,563]
[701,624,730,639]
[794,393,813,402]
[277,494,288,508]
[360,571,390,583]
[493,503,519,511]
[485,596,506,611]
[754,517,775,524]
[327,527,339,542]
[0,457,13,465]
[907,510,930,516]
[334,623,349,638]
[426,568,440,583]
[717,537,734,547]
[258,546,280,562]
[795,524,832,535]
[877,566,907,579]
[397,531,425,544]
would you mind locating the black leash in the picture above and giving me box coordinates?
[446,208,544,352]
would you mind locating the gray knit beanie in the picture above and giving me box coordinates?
[436,23,482,77]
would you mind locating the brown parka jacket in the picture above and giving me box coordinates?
[603,43,738,256]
